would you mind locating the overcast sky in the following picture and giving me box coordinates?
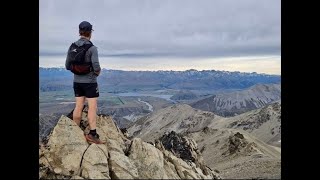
[39,0,281,75]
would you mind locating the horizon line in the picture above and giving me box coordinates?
[39,66,281,76]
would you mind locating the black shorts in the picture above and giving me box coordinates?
[73,82,99,98]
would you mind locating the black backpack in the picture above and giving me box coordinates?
[67,41,94,75]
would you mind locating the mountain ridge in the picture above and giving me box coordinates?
[186,127,281,179]
[127,103,281,179]
[127,104,224,142]
[190,83,281,116]
[39,67,280,75]
[128,102,281,146]
[40,67,280,92]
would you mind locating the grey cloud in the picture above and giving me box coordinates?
[40,0,280,58]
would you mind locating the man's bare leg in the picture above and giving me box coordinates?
[85,97,105,144]
[87,97,98,130]
[73,96,85,126]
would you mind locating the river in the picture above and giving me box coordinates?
[138,98,153,111]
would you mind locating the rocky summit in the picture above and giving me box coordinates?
[39,108,220,179]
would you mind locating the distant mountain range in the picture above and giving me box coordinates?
[190,83,281,116]
[127,103,281,179]
[128,102,281,146]
[39,67,280,92]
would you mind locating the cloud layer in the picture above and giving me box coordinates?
[40,0,280,58]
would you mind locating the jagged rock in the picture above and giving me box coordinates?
[234,132,244,139]
[163,159,181,179]
[80,144,110,179]
[128,138,169,178]
[146,141,155,146]
[82,112,139,179]
[44,115,89,176]
[203,127,210,134]
[39,154,51,179]
[157,131,221,179]
[40,110,220,179]
[70,176,83,179]
[94,114,126,151]
[161,148,220,179]
[159,131,198,162]
[108,150,139,179]
[128,138,220,179]
[120,128,129,138]
[227,132,248,155]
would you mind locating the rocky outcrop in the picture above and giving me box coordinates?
[81,144,110,179]
[223,102,281,147]
[39,114,60,140]
[158,131,199,163]
[40,115,88,177]
[220,131,261,157]
[39,109,220,179]
[227,132,248,155]
[185,128,281,179]
[156,131,217,178]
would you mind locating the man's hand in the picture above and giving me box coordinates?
[94,71,101,76]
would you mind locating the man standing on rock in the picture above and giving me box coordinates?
[65,21,105,144]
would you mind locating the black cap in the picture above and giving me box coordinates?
[79,21,93,32]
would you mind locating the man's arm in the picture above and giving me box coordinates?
[65,45,72,70]
[90,46,101,75]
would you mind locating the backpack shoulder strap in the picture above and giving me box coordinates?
[69,42,77,49]
[83,42,94,51]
